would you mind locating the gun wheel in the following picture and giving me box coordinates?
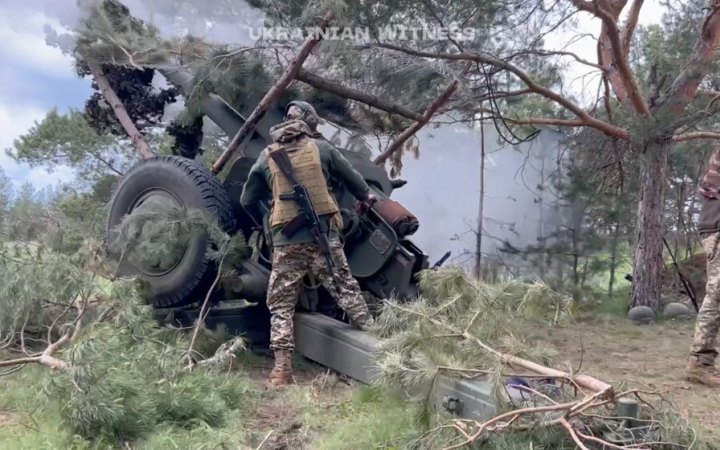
[105,156,236,308]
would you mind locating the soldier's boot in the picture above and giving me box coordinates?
[685,356,720,387]
[268,350,293,387]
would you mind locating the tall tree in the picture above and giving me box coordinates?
[247,0,720,313]
[0,167,12,234]
[8,108,137,186]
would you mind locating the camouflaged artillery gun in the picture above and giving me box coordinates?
[104,65,430,346]
[104,67,643,426]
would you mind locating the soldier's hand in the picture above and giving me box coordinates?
[355,194,376,214]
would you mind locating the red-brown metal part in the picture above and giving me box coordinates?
[375,199,419,238]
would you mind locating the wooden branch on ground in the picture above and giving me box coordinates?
[373,66,470,166]
[85,60,154,159]
[0,333,70,370]
[387,302,613,397]
[439,388,652,450]
[674,131,720,141]
[195,337,246,370]
[211,11,335,174]
[460,328,613,396]
[186,259,225,368]
[296,69,424,122]
[0,288,92,372]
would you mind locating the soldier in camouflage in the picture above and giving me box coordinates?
[240,101,376,387]
[687,149,720,387]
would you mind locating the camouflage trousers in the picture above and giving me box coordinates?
[690,232,720,365]
[266,238,374,351]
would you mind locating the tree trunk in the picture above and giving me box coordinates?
[474,119,486,279]
[608,220,621,298]
[629,141,670,312]
[570,226,579,287]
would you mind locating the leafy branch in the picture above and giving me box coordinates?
[372,268,698,449]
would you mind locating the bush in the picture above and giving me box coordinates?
[41,279,254,445]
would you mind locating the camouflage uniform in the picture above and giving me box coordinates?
[687,153,720,386]
[240,102,375,385]
[688,232,720,365]
[267,238,374,351]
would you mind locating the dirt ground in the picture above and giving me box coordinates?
[241,315,720,448]
[1,317,716,449]
[241,353,362,450]
[536,315,720,442]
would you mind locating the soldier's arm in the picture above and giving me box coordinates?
[240,152,270,224]
[322,142,371,201]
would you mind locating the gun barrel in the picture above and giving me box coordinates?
[432,251,452,268]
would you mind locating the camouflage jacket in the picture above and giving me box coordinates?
[699,147,720,200]
[240,120,371,246]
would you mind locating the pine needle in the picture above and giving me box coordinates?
[370,267,703,449]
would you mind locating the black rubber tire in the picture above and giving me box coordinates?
[106,156,236,308]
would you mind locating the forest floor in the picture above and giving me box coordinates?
[536,313,720,443]
[0,313,718,449]
[0,349,419,450]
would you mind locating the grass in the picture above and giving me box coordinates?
[1,315,718,449]
[0,240,714,449]
[293,384,421,450]
[0,351,423,450]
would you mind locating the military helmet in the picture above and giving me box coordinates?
[284,100,319,131]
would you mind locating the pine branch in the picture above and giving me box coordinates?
[211,11,336,174]
[85,60,154,159]
[371,269,695,447]
[472,108,585,127]
[373,65,471,166]
[375,43,630,139]
[385,301,613,397]
[296,69,424,122]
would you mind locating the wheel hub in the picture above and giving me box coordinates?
[125,190,189,276]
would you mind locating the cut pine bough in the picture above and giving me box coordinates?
[294,312,693,449]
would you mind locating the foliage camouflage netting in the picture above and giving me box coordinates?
[370,268,705,449]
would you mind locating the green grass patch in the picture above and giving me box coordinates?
[0,366,95,449]
[291,384,422,450]
[0,364,263,450]
[579,284,631,317]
